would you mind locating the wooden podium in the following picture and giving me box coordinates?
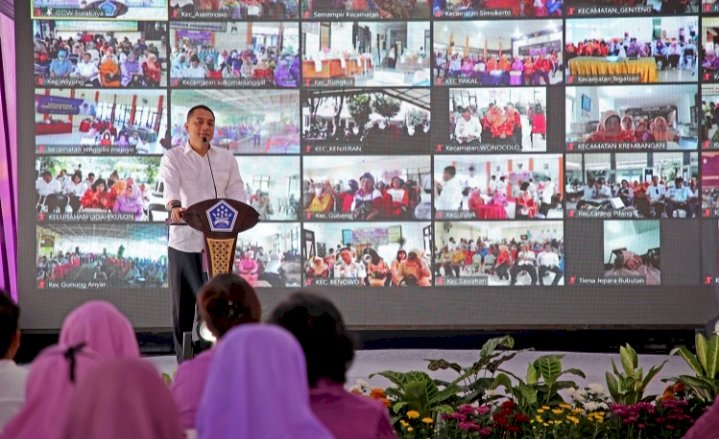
[180,198,260,278]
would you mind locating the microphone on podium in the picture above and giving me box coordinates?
[203,136,219,199]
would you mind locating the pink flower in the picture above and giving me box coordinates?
[458,421,482,432]
[476,405,491,415]
[442,413,467,422]
[480,427,492,437]
[458,404,475,415]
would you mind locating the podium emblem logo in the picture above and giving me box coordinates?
[206,200,238,232]
[99,0,119,16]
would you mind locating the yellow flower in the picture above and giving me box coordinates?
[559,403,572,410]
[573,408,583,414]
[542,405,551,410]
[552,409,563,415]
[400,420,409,428]
[566,416,580,425]
[543,422,549,427]
[537,409,545,414]
[421,417,433,424]
[535,416,544,423]
[407,410,420,419]
[407,427,414,432]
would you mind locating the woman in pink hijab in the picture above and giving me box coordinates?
[196,324,334,439]
[2,344,101,439]
[59,300,139,359]
[61,359,183,439]
[171,273,262,430]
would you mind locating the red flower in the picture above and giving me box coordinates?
[514,414,530,423]
[501,400,517,410]
[506,425,521,433]
[493,415,508,426]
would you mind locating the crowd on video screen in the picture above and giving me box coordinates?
[34,22,166,87]
[435,224,564,286]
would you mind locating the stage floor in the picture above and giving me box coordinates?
[147,349,691,395]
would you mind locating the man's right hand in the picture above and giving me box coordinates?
[171,207,186,223]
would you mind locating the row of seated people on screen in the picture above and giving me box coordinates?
[435,240,563,286]
[36,252,166,287]
[435,0,562,16]
[435,52,559,85]
[172,122,263,148]
[303,118,431,144]
[172,0,298,18]
[170,50,300,86]
[305,247,432,287]
[582,112,679,143]
[434,167,559,218]
[570,176,698,218]
[451,104,546,146]
[304,175,430,219]
[234,248,302,288]
[36,170,150,220]
[566,37,697,71]
[35,38,162,86]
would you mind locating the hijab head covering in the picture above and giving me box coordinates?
[59,300,139,359]
[61,359,183,439]
[196,324,333,439]
[2,344,101,439]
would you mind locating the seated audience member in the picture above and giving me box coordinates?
[269,292,396,439]
[510,244,537,286]
[305,181,335,214]
[367,249,391,287]
[537,243,562,286]
[196,325,334,439]
[665,177,695,218]
[586,111,635,143]
[63,172,86,214]
[306,257,330,278]
[397,250,432,286]
[61,359,183,439]
[99,54,121,87]
[334,247,366,279]
[143,54,162,86]
[73,53,99,86]
[49,49,74,78]
[172,274,261,431]
[0,292,27,433]
[390,250,407,286]
[80,178,116,210]
[121,52,143,87]
[454,107,482,144]
[59,300,139,359]
[113,183,145,220]
[2,344,101,439]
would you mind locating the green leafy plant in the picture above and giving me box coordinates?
[494,355,586,410]
[372,94,401,122]
[426,336,521,405]
[668,333,719,403]
[347,94,372,134]
[369,370,458,424]
[605,344,665,404]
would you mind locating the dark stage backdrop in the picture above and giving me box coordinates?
[14,0,718,331]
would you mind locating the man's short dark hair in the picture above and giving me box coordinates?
[41,170,52,178]
[186,105,215,121]
[444,166,456,177]
[0,292,19,358]
[268,292,355,386]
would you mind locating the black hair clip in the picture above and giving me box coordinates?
[64,342,87,383]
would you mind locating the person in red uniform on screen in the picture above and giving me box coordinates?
[587,111,636,143]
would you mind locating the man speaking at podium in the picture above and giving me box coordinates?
[160,105,247,361]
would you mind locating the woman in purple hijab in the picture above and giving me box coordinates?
[112,183,145,220]
[61,359,183,439]
[2,344,101,439]
[171,273,261,430]
[59,300,139,359]
[270,292,396,439]
[196,324,334,439]
[120,52,143,87]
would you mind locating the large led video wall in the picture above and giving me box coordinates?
[16,0,719,329]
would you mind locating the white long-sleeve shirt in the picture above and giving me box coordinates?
[161,142,247,253]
